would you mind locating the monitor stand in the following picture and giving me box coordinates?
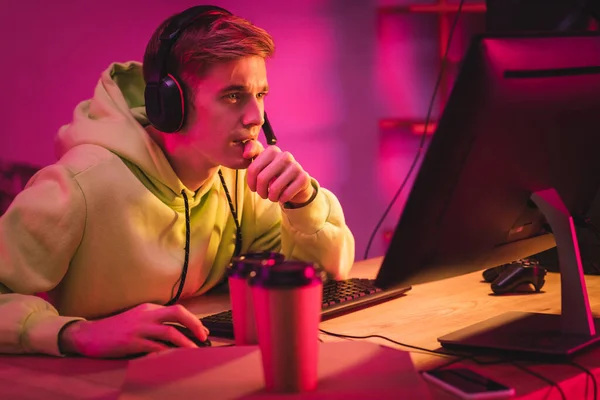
[438,188,600,357]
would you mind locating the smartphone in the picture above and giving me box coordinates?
[262,111,277,145]
[422,368,515,399]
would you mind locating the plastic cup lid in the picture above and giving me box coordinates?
[227,252,285,278]
[249,261,325,288]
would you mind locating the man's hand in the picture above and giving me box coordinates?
[244,142,313,205]
[59,303,209,358]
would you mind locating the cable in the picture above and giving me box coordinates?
[364,0,466,259]
[318,328,506,365]
[319,328,455,357]
[569,360,598,400]
[166,189,191,305]
[510,361,567,400]
[219,169,242,258]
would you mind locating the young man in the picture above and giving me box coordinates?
[0,6,354,358]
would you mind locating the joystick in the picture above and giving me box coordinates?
[482,258,539,283]
[482,258,547,295]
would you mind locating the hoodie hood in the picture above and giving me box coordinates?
[56,62,213,207]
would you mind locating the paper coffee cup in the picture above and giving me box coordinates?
[227,252,284,346]
[250,261,325,392]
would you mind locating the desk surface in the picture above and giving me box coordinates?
[3,257,600,399]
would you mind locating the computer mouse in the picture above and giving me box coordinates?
[163,324,212,347]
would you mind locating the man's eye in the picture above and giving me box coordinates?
[225,93,240,102]
[257,92,268,99]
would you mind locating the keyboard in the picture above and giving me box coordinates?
[200,278,412,338]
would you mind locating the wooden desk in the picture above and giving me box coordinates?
[180,256,600,399]
[2,257,600,399]
[321,257,600,399]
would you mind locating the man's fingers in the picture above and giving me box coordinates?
[247,146,280,192]
[267,168,297,202]
[145,324,198,349]
[247,147,312,204]
[254,151,295,199]
[280,173,311,204]
[155,305,209,341]
[256,160,288,199]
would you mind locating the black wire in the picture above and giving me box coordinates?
[318,328,507,366]
[319,328,455,356]
[218,169,242,257]
[166,189,191,305]
[235,169,239,224]
[324,328,507,365]
[569,360,598,400]
[363,0,466,260]
[510,361,567,400]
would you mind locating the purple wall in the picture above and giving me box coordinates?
[0,0,443,260]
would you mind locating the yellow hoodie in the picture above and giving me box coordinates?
[0,62,355,356]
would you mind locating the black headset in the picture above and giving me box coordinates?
[144,5,277,145]
[144,5,231,133]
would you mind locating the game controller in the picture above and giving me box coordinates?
[482,258,540,283]
[482,259,547,295]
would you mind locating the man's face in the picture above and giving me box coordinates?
[183,55,269,170]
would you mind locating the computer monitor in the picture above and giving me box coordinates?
[376,32,600,356]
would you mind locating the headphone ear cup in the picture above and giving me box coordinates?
[144,74,186,133]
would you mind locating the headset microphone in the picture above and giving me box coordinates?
[263,112,277,145]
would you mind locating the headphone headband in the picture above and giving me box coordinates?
[147,5,232,84]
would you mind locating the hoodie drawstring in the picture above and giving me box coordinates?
[218,169,242,258]
[165,189,191,306]
[165,170,242,305]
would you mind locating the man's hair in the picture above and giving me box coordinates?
[143,10,275,106]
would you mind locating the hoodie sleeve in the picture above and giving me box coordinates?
[0,165,85,356]
[247,179,355,279]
